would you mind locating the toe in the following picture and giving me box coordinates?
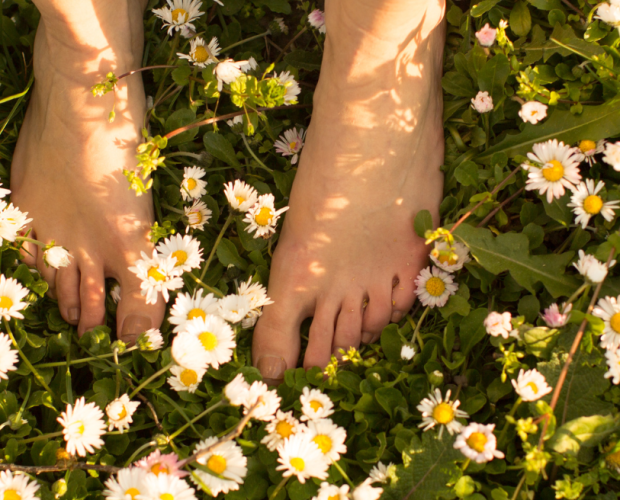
[37,251,57,299]
[19,236,37,267]
[56,266,81,325]
[361,283,393,344]
[116,272,165,345]
[391,273,417,323]
[303,300,339,370]
[332,294,363,356]
[78,261,106,336]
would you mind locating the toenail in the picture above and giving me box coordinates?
[68,308,80,323]
[257,356,286,385]
[361,332,374,344]
[391,310,403,323]
[121,314,151,344]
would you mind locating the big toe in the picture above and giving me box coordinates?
[78,260,106,336]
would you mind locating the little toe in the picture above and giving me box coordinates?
[37,253,57,299]
[56,266,81,325]
[391,274,417,323]
[78,262,106,336]
[19,237,37,267]
[332,295,363,357]
[361,284,393,344]
[303,301,339,370]
[116,273,165,345]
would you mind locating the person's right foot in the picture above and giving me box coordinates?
[11,0,164,341]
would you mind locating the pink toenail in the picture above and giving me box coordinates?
[68,308,80,323]
[121,314,151,344]
[257,355,286,385]
[391,310,403,322]
[361,332,374,344]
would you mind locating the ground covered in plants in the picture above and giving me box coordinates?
[1,0,620,499]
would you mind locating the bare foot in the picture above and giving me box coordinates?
[252,0,446,381]
[11,0,164,341]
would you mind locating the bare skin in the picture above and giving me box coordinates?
[252,0,446,382]
[12,0,165,341]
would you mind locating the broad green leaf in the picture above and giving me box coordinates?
[283,50,322,71]
[442,72,475,97]
[375,387,407,418]
[453,224,579,297]
[543,192,572,226]
[440,295,471,319]
[203,132,242,169]
[454,161,479,187]
[459,308,488,355]
[171,65,192,86]
[522,326,560,358]
[255,0,291,14]
[547,414,620,455]
[273,169,296,197]
[216,238,249,271]
[414,209,434,238]
[165,108,197,146]
[510,1,532,37]
[471,0,500,17]
[380,324,403,363]
[478,54,510,104]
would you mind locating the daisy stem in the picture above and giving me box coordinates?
[461,458,470,471]
[409,307,430,349]
[113,348,121,400]
[129,362,174,399]
[4,320,58,403]
[17,431,64,444]
[565,282,589,305]
[124,440,157,467]
[333,460,355,489]
[510,474,526,500]
[200,213,234,281]
[220,30,271,53]
[189,274,225,298]
[169,399,226,440]
[241,134,274,174]
[269,476,290,500]
[497,397,522,447]
[65,352,73,405]
[14,236,45,247]
[160,202,185,215]
[34,346,138,368]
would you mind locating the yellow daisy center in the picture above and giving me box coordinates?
[466,432,488,453]
[151,464,169,475]
[425,277,446,297]
[0,296,13,310]
[328,496,339,500]
[180,369,198,387]
[276,420,294,438]
[76,422,85,435]
[526,382,539,394]
[309,400,323,412]
[185,178,197,191]
[207,455,227,475]
[289,141,297,150]
[290,457,305,472]
[148,266,166,282]
[116,405,127,420]
[542,160,564,182]
[4,491,20,500]
[125,488,140,500]
[579,140,596,153]
[235,196,245,205]
[171,250,188,266]
[255,207,273,226]
[193,45,208,63]
[191,211,203,224]
[199,331,218,351]
[171,8,187,22]
[313,435,333,454]
[160,494,174,500]
[610,313,620,333]
[583,195,603,215]
[432,402,454,424]
[438,254,458,266]
[187,308,206,320]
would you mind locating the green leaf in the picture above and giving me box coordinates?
[454,161,479,187]
[522,326,560,358]
[453,224,579,297]
[439,295,471,319]
[414,209,433,238]
[283,50,322,71]
[442,72,475,97]
[203,132,242,169]
[286,478,318,500]
[165,108,197,146]
[375,387,407,418]
[216,238,249,271]
[477,101,620,162]
[547,414,620,455]
[458,308,488,355]
[273,169,296,197]
[510,1,532,37]
[471,0,500,17]
[171,66,192,86]
[255,0,291,13]
[543,192,572,226]
[236,218,268,252]
[478,54,510,104]
[380,324,403,363]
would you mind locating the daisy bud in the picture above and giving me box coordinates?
[518,101,548,124]
[475,23,497,47]
[471,91,494,113]
[43,245,72,269]
[401,344,415,360]
[596,0,620,27]
[308,9,326,33]
[484,311,513,339]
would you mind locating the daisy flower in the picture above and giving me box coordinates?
[106,395,140,433]
[453,423,504,463]
[152,0,204,36]
[522,139,582,203]
[511,369,552,401]
[0,202,32,244]
[604,348,620,384]
[103,467,148,500]
[300,387,334,421]
[43,245,72,269]
[471,91,493,113]
[192,437,247,496]
[168,364,205,393]
[430,241,470,272]
[128,250,184,305]
[135,450,187,477]
[156,234,203,273]
[603,141,620,170]
[0,471,39,500]
[0,333,18,379]
[243,194,289,239]
[484,311,513,339]
[401,344,415,360]
[137,328,164,351]
[226,115,243,130]
[414,266,458,308]
[244,381,281,421]
[110,282,121,303]
[568,179,619,228]
[274,128,305,164]
[369,462,394,484]
[573,250,614,284]
[224,180,259,212]
[57,397,106,457]
[0,276,29,321]
[276,433,329,484]
[518,101,547,124]
[308,9,326,33]
[237,277,273,310]
[351,479,383,500]
[261,410,303,451]
[184,200,212,231]
[417,388,469,438]
[224,373,251,406]
[179,166,207,201]
[217,294,251,323]
[171,331,210,372]
[169,290,219,333]
[475,23,496,47]
[273,71,301,105]
[142,469,196,500]
[185,315,236,369]
[0,184,10,199]
[577,139,605,166]
[541,303,572,328]
[305,418,347,462]
[178,36,220,68]
[272,17,288,35]
[315,483,349,500]
[597,0,620,27]
[214,59,249,91]
[593,296,620,350]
